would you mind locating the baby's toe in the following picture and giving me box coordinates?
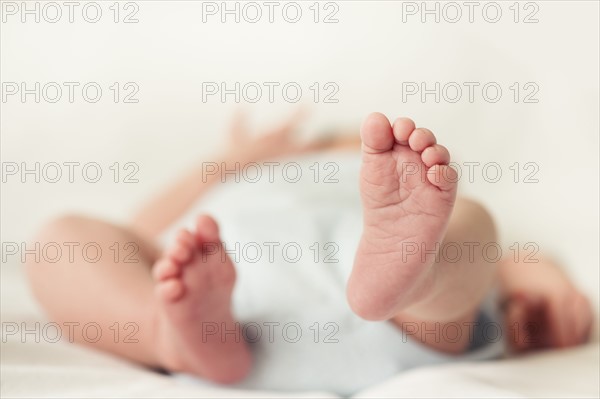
[153,258,181,281]
[195,215,221,243]
[427,164,458,192]
[167,239,193,264]
[360,112,394,153]
[421,144,450,167]
[408,128,436,153]
[176,229,195,248]
[392,117,416,144]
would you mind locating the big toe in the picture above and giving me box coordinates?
[360,112,394,153]
[195,214,220,243]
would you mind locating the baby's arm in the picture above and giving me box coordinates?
[130,155,229,240]
[499,256,593,351]
[131,110,318,239]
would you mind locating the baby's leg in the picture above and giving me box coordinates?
[391,198,497,353]
[25,214,250,383]
[347,113,498,353]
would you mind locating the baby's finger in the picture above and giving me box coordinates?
[547,296,571,347]
[566,297,580,347]
[228,108,248,139]
[573,294,593,344]
[505,299,529,351]
[274,107,308,136]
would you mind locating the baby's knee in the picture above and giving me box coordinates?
[457,197,493,217]
[27,214,98,263]
[23,214,87,282]
[453,197,497,239]
[35,214,72,239]
[36,214,95,238]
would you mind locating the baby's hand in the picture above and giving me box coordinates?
[499,257,593,352]
[223,108,325,166]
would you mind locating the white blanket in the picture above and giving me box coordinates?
[1,262,598,399]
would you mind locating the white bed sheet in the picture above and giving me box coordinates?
[2,263,598,398]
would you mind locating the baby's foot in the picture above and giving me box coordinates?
[347,113,458,321]
[153,215,251,383]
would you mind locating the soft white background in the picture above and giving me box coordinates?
[1,1,598,305]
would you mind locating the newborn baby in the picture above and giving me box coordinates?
[25,112,593,394]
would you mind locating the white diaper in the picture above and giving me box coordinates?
[161,152,505,395]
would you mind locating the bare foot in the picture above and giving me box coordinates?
[152,215,251,383]
[347,113,458,321]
